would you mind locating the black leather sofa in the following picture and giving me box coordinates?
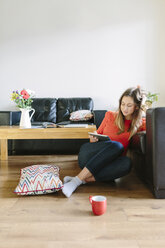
[129,108,165,199]
[0,98,106,155]
[1,98,165,199]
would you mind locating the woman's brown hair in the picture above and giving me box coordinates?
[115,87,144,139]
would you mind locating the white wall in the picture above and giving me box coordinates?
[0,0,165,111]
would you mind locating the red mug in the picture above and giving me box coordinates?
[89,195,107,216]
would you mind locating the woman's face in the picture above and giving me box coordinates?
[120,96,136,120]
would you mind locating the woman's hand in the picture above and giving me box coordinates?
[89,131,98,143]
[89,135,99,143]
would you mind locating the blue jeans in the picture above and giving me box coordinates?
[78,139,131,182]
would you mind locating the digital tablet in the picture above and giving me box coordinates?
[88,132,109,141]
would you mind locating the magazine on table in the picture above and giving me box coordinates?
[31,122,57,128]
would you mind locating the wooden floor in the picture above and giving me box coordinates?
[1,155,165,248]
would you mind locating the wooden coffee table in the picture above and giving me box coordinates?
[0,125,96,160]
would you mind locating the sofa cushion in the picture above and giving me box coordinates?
[70,110,93,121]
[14,164,63,195]
[32,98,57,123]
[57,98,94,123]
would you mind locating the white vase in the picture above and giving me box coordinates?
[19,108,35,128]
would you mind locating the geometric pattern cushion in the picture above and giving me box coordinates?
[69,110,93,121]
[14,165,63,195]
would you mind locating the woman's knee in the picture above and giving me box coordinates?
[106,140,124,153]
[114,141,124,152]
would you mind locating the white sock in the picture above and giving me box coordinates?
[62,176,83,197]
[63,176,86,184]
[63,176,73,184]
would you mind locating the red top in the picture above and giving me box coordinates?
[97,111,146,152]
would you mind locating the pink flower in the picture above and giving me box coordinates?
[20,90,30,99]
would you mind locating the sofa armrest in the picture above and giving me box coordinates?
[0,111,21,125]
[93,110,107,129]
[146,107,165,198]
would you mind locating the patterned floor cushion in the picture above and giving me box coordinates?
[14,164,63,195]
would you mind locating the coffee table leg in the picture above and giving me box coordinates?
[0,139,8,160]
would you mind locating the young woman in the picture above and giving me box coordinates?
[62,87,146,197]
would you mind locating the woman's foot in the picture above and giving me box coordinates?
[63,176,86,184]
[62,176,83,197]
[63,176,74,184]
